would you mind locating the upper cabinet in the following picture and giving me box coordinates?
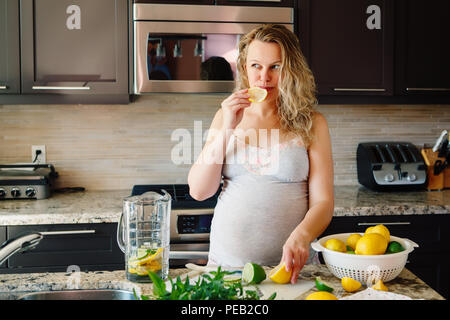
[21,0,129,98]
[297,0,450,103]
[1,0,129,104]
[133,1,214,4]
[298,0,393,96]
[395,0,450,96]
[216,0,294,7]
[0,0,20,94]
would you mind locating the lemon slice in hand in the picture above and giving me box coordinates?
[248,87,268,103]
[268,262,292,284]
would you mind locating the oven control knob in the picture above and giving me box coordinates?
[26,188,36,198]
[11,187,21,198]
[384,174,394,182]
[0,188,6,198]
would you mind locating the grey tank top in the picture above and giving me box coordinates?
[208,133,314,267]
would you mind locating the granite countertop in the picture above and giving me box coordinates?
[0,264,444,300]
[0,186,449,226]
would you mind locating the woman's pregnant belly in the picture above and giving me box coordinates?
[209,175,308,267]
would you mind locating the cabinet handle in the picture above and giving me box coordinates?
[169,251,209,260]
[32,86,90,90]
[357,222,411,226]
[0,85,8,90]
[334,88,386,92]
[40,230,96,236]
[406,88,450,91]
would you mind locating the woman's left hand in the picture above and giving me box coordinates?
[281,234,310,284]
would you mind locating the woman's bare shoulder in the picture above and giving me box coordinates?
[311,111,329,131]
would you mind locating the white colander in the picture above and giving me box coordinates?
[311,233,419,285]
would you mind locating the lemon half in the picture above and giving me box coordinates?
[268,262,292,284]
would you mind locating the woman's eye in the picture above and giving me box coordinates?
[272,65,280,70]
[252,63,261,69]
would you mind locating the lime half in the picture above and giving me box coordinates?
[315,276,334,292]
[242,263,266,285]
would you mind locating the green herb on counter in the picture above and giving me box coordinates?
[134,266,276,300]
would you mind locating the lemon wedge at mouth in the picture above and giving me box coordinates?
[248,87,268,103]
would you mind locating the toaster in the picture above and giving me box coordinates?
[356,142,427,191]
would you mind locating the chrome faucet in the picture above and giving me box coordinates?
[0,233,43,266]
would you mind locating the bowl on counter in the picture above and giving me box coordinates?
[311,233,419,285]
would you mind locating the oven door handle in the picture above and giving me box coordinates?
[169,251,209,260]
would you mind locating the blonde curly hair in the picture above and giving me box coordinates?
[236,24,318,148]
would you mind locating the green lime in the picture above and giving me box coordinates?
[315,276,334,292]
[346,249,355,254]
[385,241,405,254]
[242,262,266,284]
[223,274,242,284]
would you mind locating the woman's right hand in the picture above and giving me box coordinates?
[221,89,251,130]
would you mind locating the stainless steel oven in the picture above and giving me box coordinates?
[133,3,293,93]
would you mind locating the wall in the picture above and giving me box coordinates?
[1,94,450,190]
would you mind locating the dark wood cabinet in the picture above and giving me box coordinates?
[1,0,129,104]
[319,214,450,299]
[20,0,129,98]
[0,226,6,270]
[395,0,450,96]
[133,0,214,4]
[216,0,294,7]
[298,0,394,96]
[0,0,20,94]
[0,223,124,274]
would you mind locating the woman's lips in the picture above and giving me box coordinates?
[259,86,274,92]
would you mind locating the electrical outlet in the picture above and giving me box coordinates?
[31,145,46,164]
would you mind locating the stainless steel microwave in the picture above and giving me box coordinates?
[133,4,294,94]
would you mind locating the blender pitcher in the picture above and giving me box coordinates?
[117,190,171,282]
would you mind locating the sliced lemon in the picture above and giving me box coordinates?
[341,277,362,293]
[305,291,338,300]
[372,279,388,291]
[248,87,268,103]
[136,247,163,266]
[268,262,292,284]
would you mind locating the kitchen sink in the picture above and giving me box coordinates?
[18,289,136,300]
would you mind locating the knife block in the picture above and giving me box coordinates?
[421,148,445,190]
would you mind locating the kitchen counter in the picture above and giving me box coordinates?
[0,264,444,300]
[0,186,449,226]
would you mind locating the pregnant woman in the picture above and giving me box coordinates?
[187,24,334,284]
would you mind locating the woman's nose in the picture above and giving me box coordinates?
[259,68,271,82]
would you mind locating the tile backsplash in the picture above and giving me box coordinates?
[1,94,449,190]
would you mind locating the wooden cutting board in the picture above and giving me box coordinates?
[245,278,315,300]
[176,267,315,300]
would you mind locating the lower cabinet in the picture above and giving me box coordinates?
[318,214,450,299]
[0,227,6,269]
[0,223,124,274]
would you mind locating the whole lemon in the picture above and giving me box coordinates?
[346,233,362,250]
[305,291,338,300]
[365,224,390,242]
[355,233,388,255]
[324,239,346,253]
